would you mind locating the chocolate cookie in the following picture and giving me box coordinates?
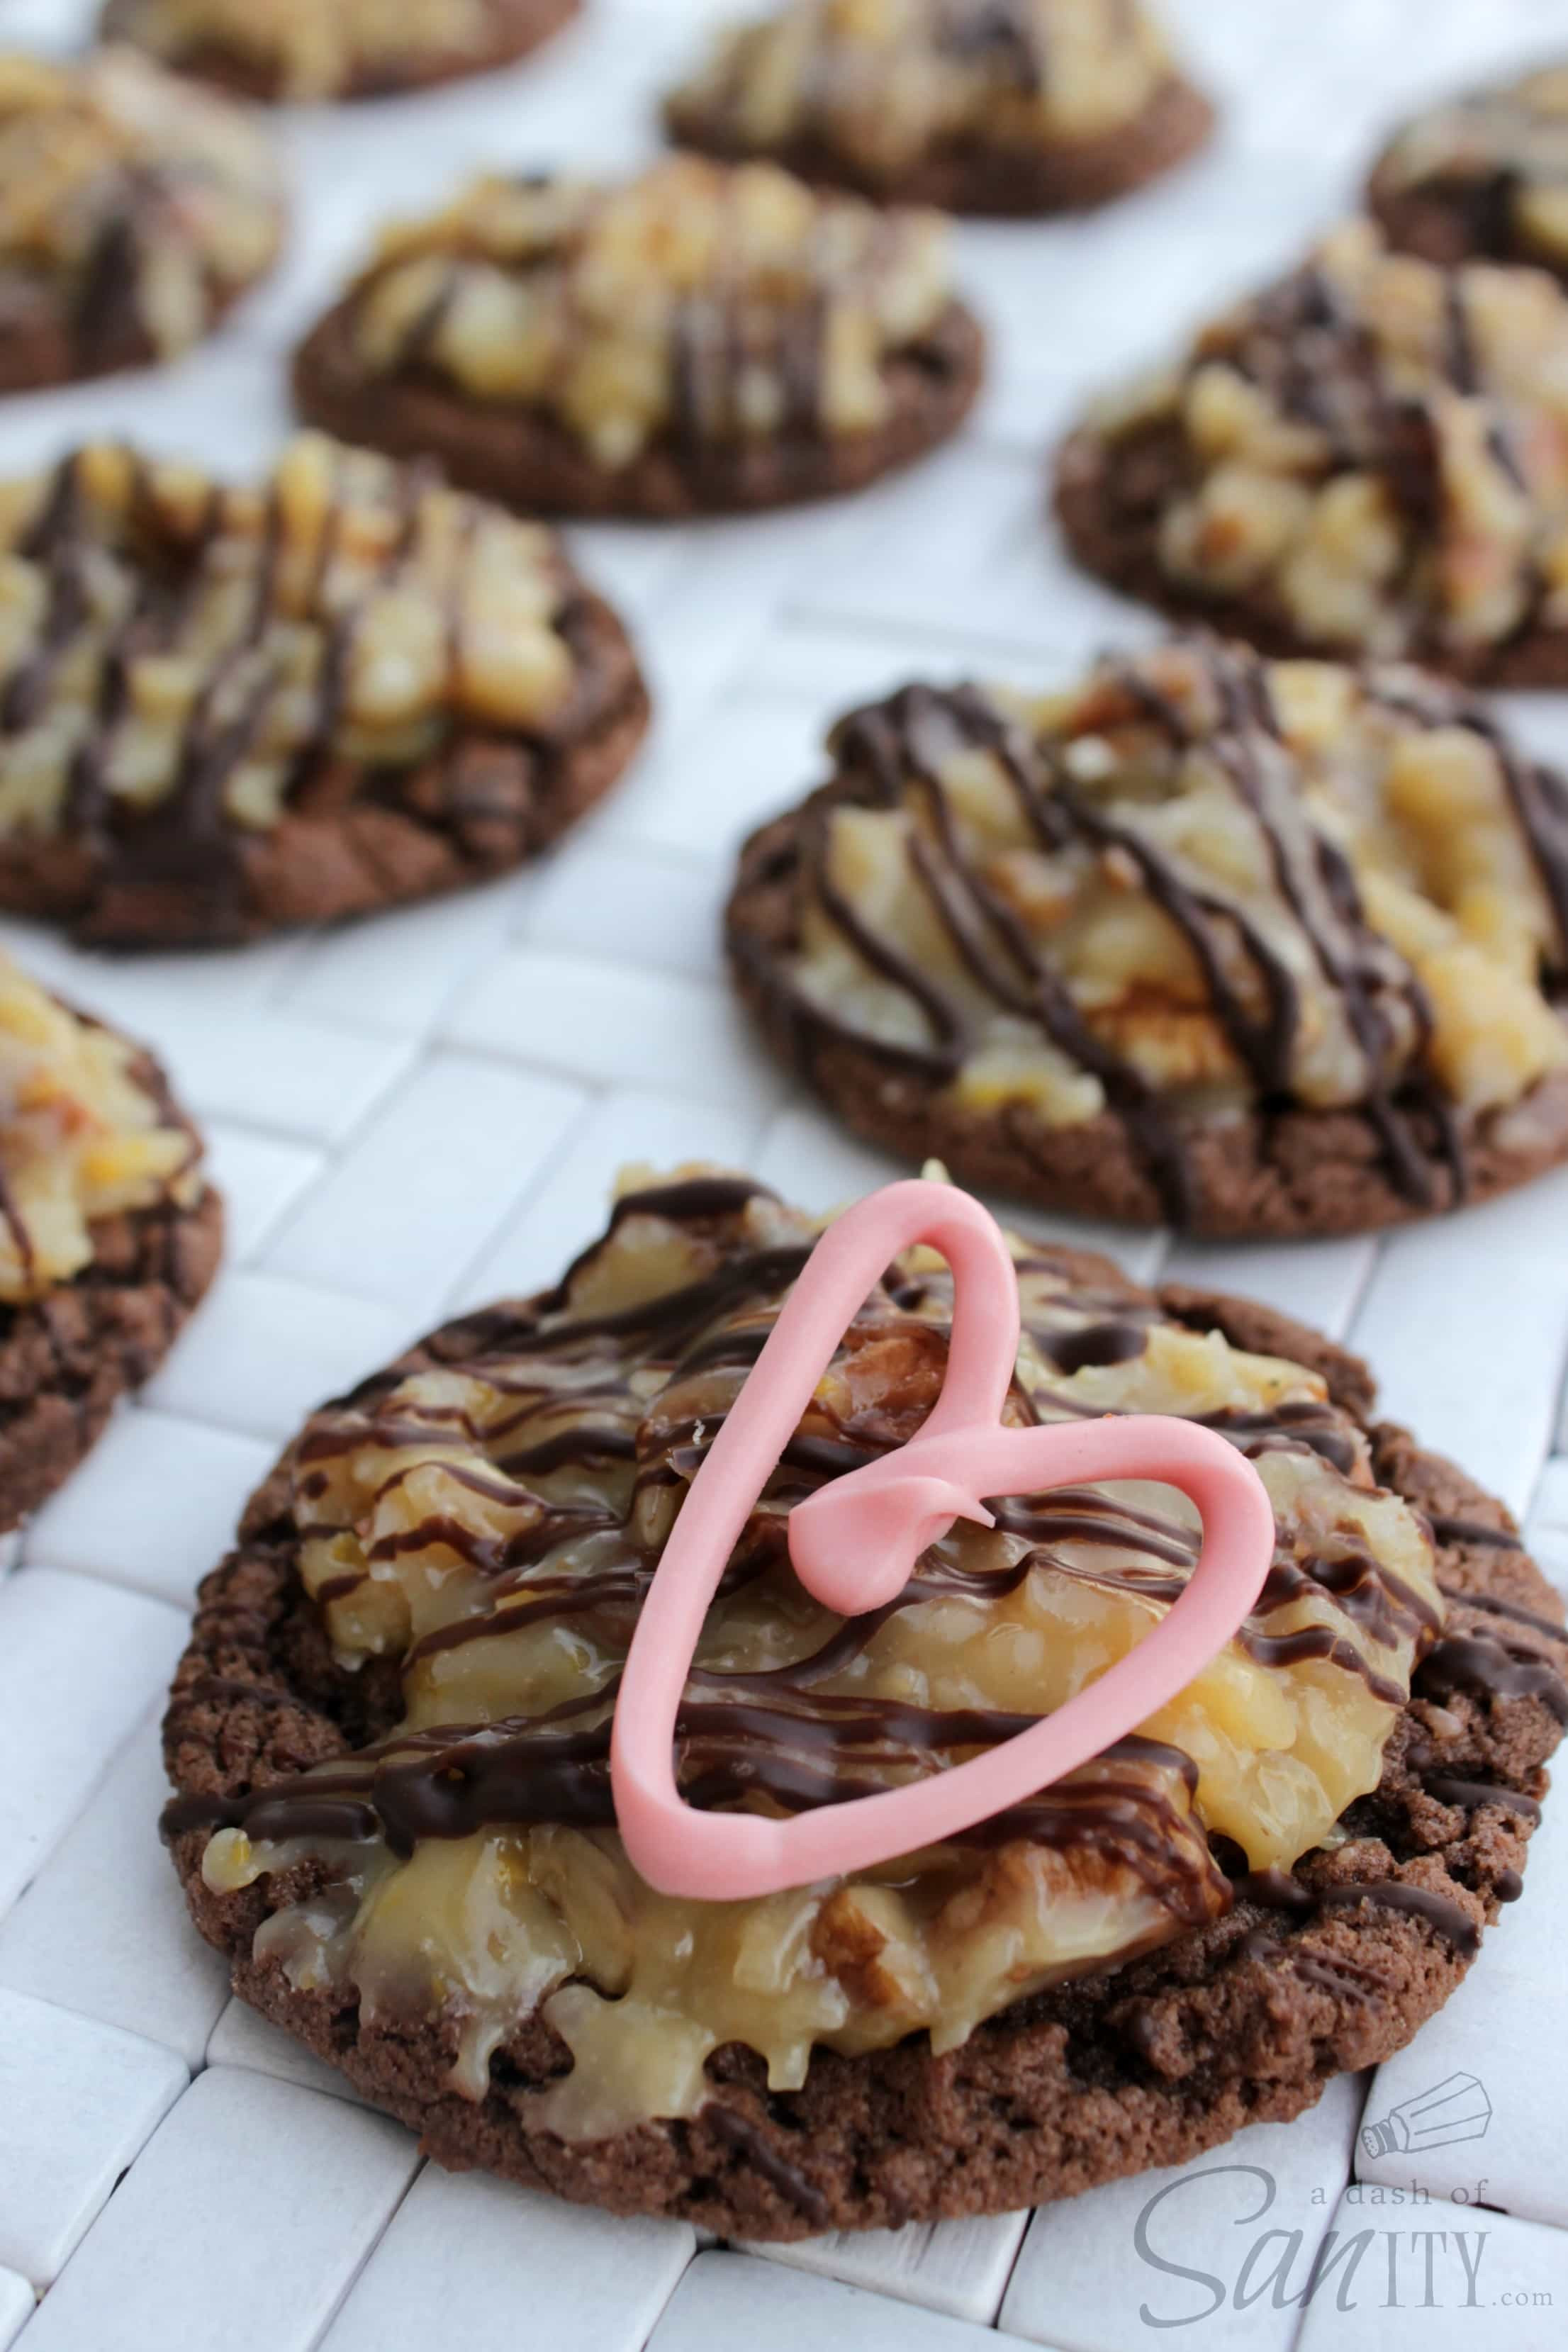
[292,157,985,520]
[0,433,649,951]
[0,954,221,1529]
[0,46,284,396]
[99,0,580,105]
[664,0,1214,218]
[161,1169,1564,2239]
[1054,217,1568,684]
[1368,58,1568,280]
[725,636,1568,1238]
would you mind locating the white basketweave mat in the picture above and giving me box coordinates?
[1,0,1568,2345]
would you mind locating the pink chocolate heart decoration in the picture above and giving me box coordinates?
[612,1179,1275,1900]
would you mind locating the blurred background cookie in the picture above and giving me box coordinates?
[0,45,284,394]
[0,953,220,1527]
[292,156,984,517]
[1055,218,1568,684]
[727,635,1568,1236]
[0,433,649,948]
[99,0,581,104]
[664,0,1213,216]
[1369,57,1568,278]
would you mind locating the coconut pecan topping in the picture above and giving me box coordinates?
[1060,218,1568,668]
[0,432,590,847]
[101,0,544,104]
[0,45,282,378]
[338,156,956,469]
[666,0,1179,181]
[0,956,201,1302]
[171,1167,1442,2138]
[1373,60,1568,276]
[733,637,1568,1222]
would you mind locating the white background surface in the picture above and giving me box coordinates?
[2,0,1568,2345]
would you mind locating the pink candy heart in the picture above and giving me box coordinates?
[612,1180,1275,1900]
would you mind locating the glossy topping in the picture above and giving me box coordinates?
[0,953,200,1301]
[101,0,525,103]
[177,1166,1442,2140]
[340,156,954,469]
[614,1177,1277,1900]
[0,46,283,371]
[1374,62,1568,274]
[1067,218,1568,663]
[751,637,1568,1221]
[0,431,588,846]
[667,0,1177,179]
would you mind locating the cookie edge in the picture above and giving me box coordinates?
[663,71,1215,218]
[291,297,986,520]
[159,1237,1567,2238]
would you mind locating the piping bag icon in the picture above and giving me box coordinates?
[1361,2073,1492,2158]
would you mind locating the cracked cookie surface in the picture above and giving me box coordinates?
[161,1168,1563,2236]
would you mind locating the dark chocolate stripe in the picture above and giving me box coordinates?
[1426,1774,1541,1822]
[163,1180,1424,1972]
[1419,1633,1568,1722]
[1316,1879,1480,1959]
[752,646,1474,1223]
[703,2105,830,2226]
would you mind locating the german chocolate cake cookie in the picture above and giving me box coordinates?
[1055,218,1568,683]
[0,432,649,948]
[1369,58,1568,281]
[0,46,284,395]
[0,954,220,1527]
[292,157,985,518]
[160,1167,1563,2236]
[726,635,1568,1235]
[99,0,581,105]
[663,0,1214,217]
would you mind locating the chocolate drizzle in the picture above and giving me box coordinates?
[1374,67,1568,276]
[1234,1871,1482,1986]
[1170,235,1568,676]
[1419,1632,1568,1723]
[1424,1773,1542,1822]
[0,55,284,391]
[702,2104,830,2224]
[741,639,1501,1221]
[1361,672,1568,978]
[935,0,1048,91]
[164,1172,1443,1967]
[1315,1879,1481,1959]
[0,440,593,940]
[363,164,939,462]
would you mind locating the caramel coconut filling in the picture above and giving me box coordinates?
[101,0,510,103]
[1073,217,1568,660]
[0,432,588,842]
[758,635,1568,1221]
[666,0,1179,177]
[1376,62,1568,272]
[186,1169,1441,2141]
[0,954,200,1301]
[339,156,955,469]
[0,46,282,362]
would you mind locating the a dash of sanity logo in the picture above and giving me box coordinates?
[1129,2074,1550,2328]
